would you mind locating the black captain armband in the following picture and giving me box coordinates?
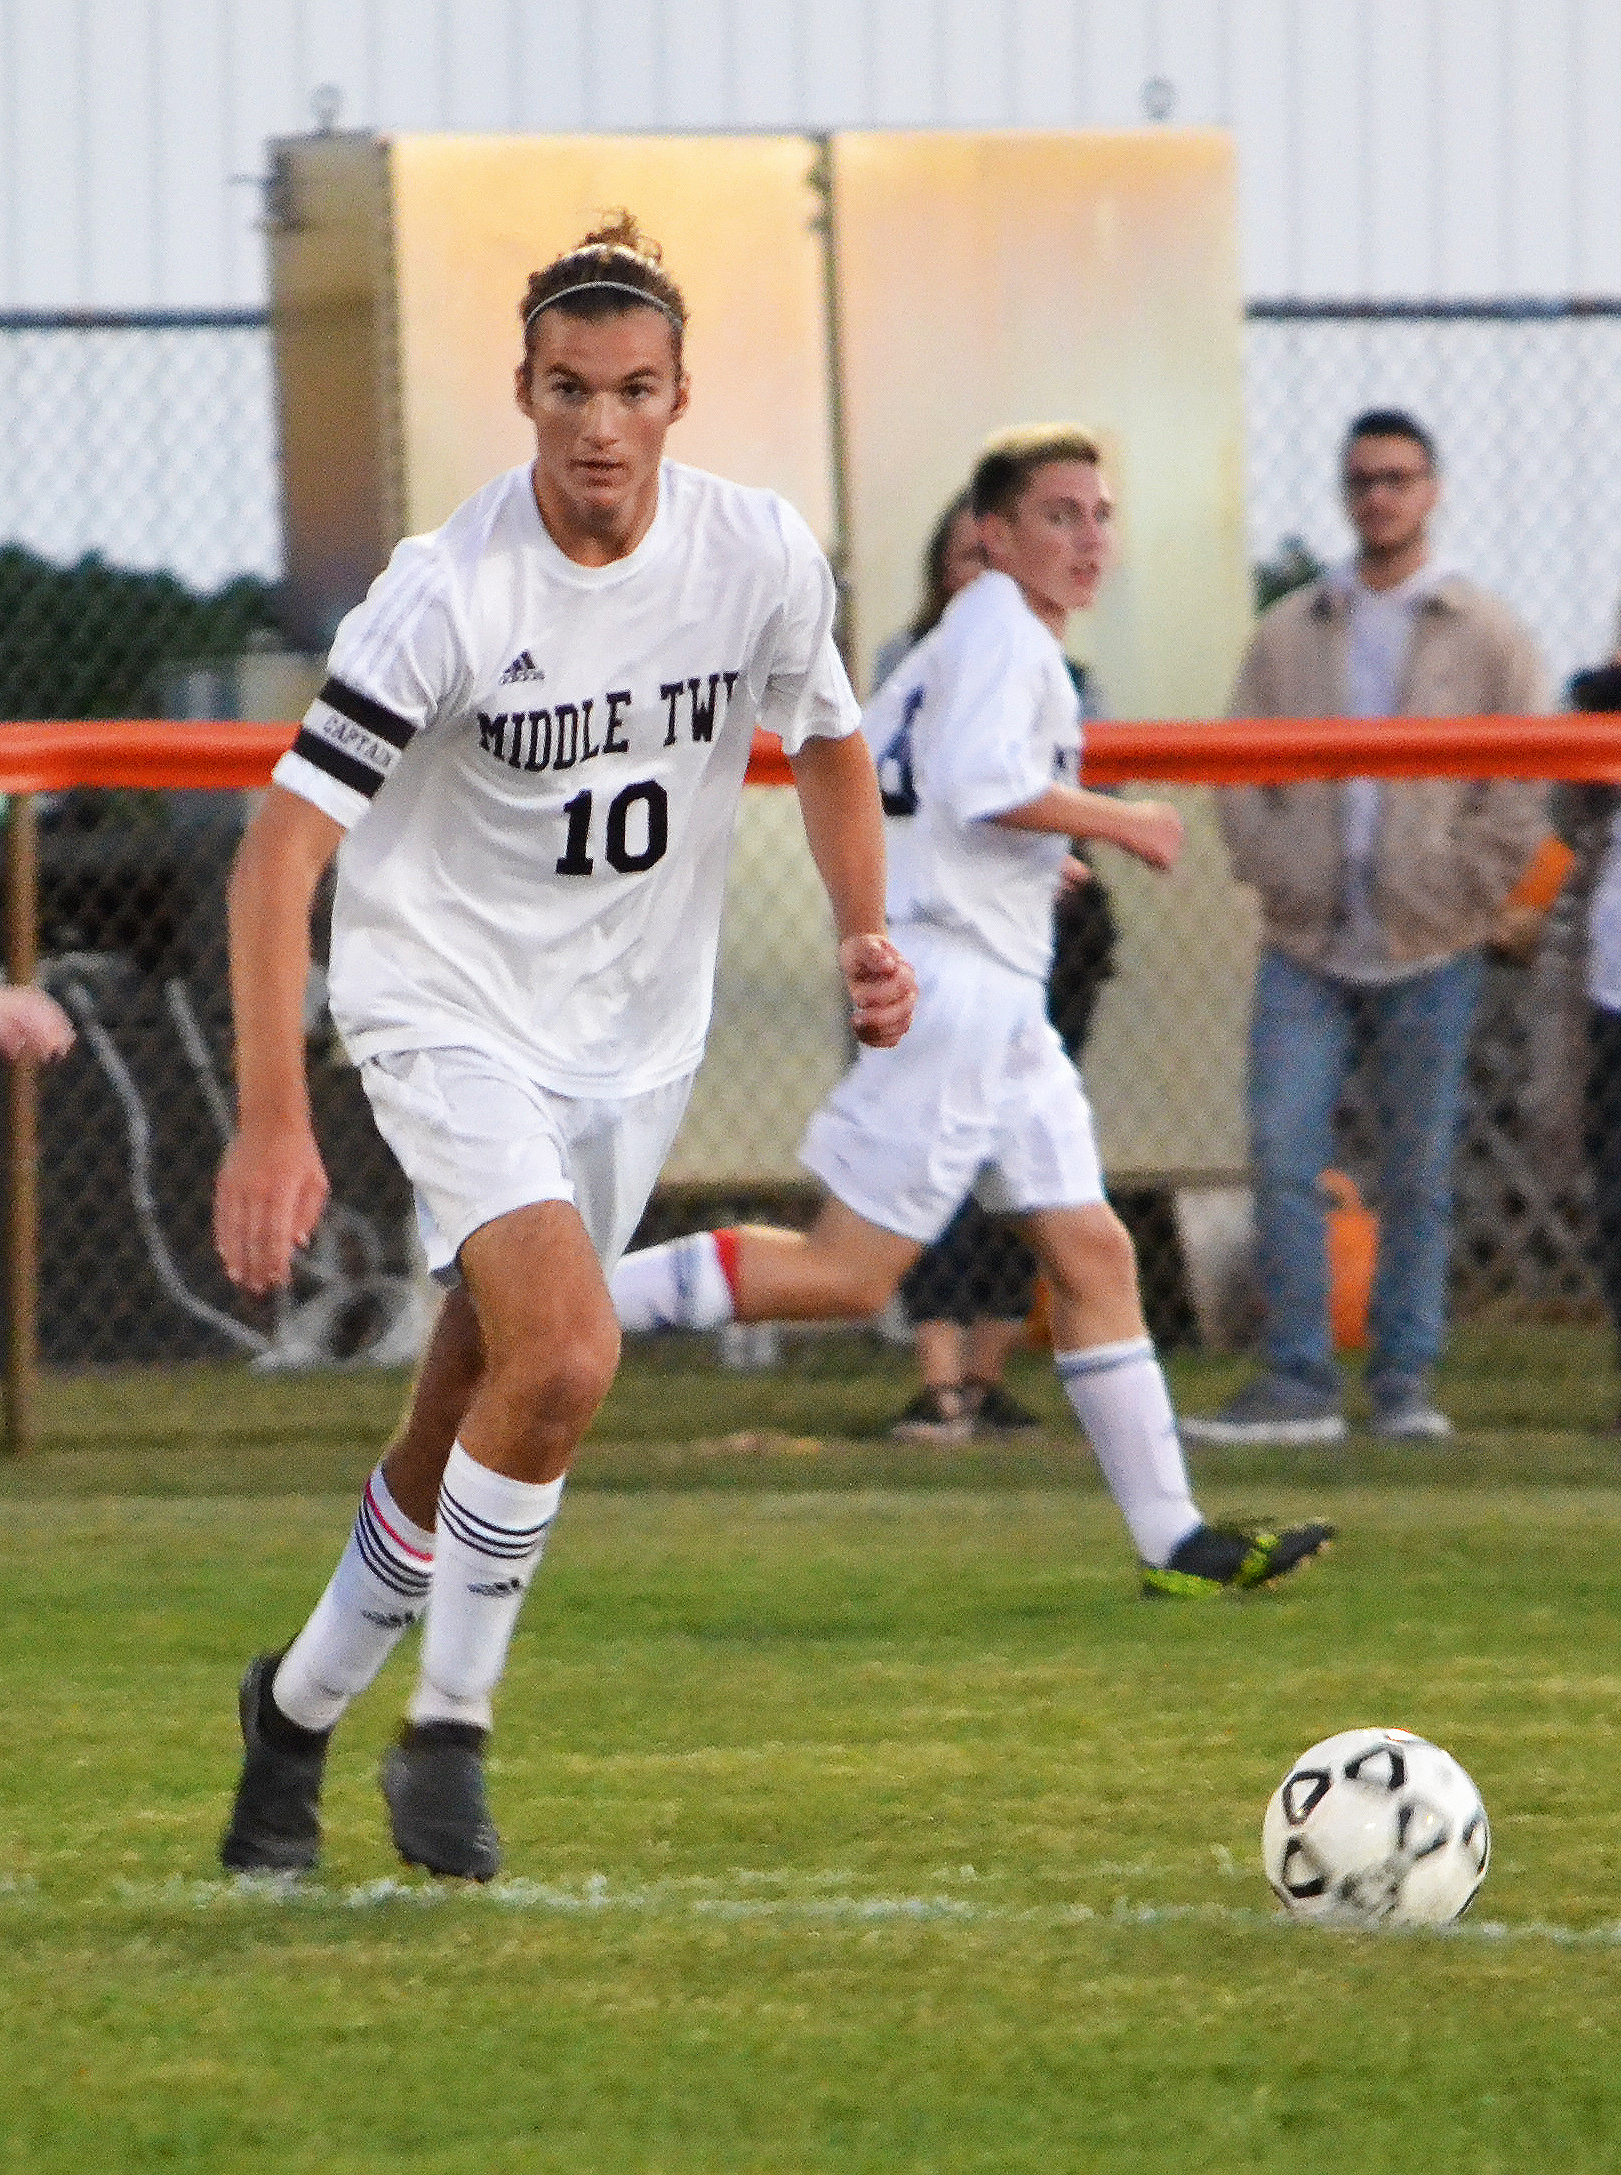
[292,678,418,800]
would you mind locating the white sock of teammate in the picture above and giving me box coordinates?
[611,1228,740,1332]
[272,1465,435,1734]
[1055,1338,1203,1569]
[408,1442,565,1732]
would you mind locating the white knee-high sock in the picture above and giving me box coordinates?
[409,1442,564,1732]
[272,1466,435,1734]
[612,1230,739,1332]
[1056,1338,1203,1568]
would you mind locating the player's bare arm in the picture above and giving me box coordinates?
[214,785,344,1295]
[0,985,75,1062]
[992,782,1184,871]
[789,729,918,1046]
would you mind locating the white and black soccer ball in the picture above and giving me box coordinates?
[1262,1727,1490,1926]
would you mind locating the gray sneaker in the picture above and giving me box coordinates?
[380,1721,501,1881]
[1180,1374,1347,1448]
[1368,1378,1454,1441]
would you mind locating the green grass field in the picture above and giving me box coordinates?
[4,1328,1621,2173]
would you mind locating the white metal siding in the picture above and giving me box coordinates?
[0,0,1615,307]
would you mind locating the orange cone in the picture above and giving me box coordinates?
[1321,1169,1378,1352]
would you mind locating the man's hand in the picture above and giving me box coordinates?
[1058,853,1093,892]
[838,933,917,1049]
[1112,799,1185,871]
[0,986,75,1062]
[214,1117,331,1295]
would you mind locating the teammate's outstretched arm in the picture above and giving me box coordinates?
[993,782,1184,871]
[214,786,345,1296]
[789,729,918,1047]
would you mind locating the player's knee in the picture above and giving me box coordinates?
[490,1316,620,1433]
[548,1319,622,1427]
[1045,1207,1138,1305]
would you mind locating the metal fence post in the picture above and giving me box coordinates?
[4,791,39,1455]
[806,133,857,675]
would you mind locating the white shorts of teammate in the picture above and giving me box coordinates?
[361,1045,694,1280]
[798,923,1104,1244]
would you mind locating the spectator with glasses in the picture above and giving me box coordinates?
[1185,409,1548,1447]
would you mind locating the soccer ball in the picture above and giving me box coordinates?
[1261,1726,1490,1926]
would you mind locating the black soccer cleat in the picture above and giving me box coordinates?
[380,1721,501,1882]
[1140,1520,1336,1598]
[219,1652,331,1874]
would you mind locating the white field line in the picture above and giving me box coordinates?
[4,1870,1621,1948]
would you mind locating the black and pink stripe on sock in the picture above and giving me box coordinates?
[351,1474,434,1606]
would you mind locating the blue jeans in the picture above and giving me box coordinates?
[1247,947,1485,1393]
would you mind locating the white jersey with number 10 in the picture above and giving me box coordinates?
[273,459,859,1099]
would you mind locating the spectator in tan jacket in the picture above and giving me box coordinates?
[1184,410,1548,1446]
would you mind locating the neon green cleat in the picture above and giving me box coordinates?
[1141,1521,1335,1599]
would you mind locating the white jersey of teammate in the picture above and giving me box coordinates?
[274,458,858,1097]
[799,567,1103,1242]
[862,568,1082,980]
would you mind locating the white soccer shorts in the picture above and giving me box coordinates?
[360,1045,694,1279]
[798,924,1105,1244]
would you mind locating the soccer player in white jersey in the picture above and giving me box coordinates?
[213,214,916,1880]
[614,428,1334,1597]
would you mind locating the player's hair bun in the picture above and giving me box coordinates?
[573,209,665,264]
[519,210,687,355]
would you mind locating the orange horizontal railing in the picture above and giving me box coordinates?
[1079,715,1621,788]
[0,720,296,792]
[0,716,1618,793]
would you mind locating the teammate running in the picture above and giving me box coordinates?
[213,214,915,1880]
[613,427,1334,1597]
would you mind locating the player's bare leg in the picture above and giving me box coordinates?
[1023,1203,1145,1350]
[612,1195,918,1331]
[452,1199,621,1479]
[729,1199,919,1320]
[379,1284,485,1525]
[1021,1203,1332,1594]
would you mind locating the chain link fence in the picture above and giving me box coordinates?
[0,302,1615,1388]
[0,312,422,1370]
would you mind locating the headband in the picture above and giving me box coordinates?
[524,278,684,331]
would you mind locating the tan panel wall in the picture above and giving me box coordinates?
[835,129,1254,1176]
[835,129,1247,712]
[267,135,400,649]
[386,134,834,541]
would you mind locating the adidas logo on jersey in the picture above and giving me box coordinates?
[499,650,546,685]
